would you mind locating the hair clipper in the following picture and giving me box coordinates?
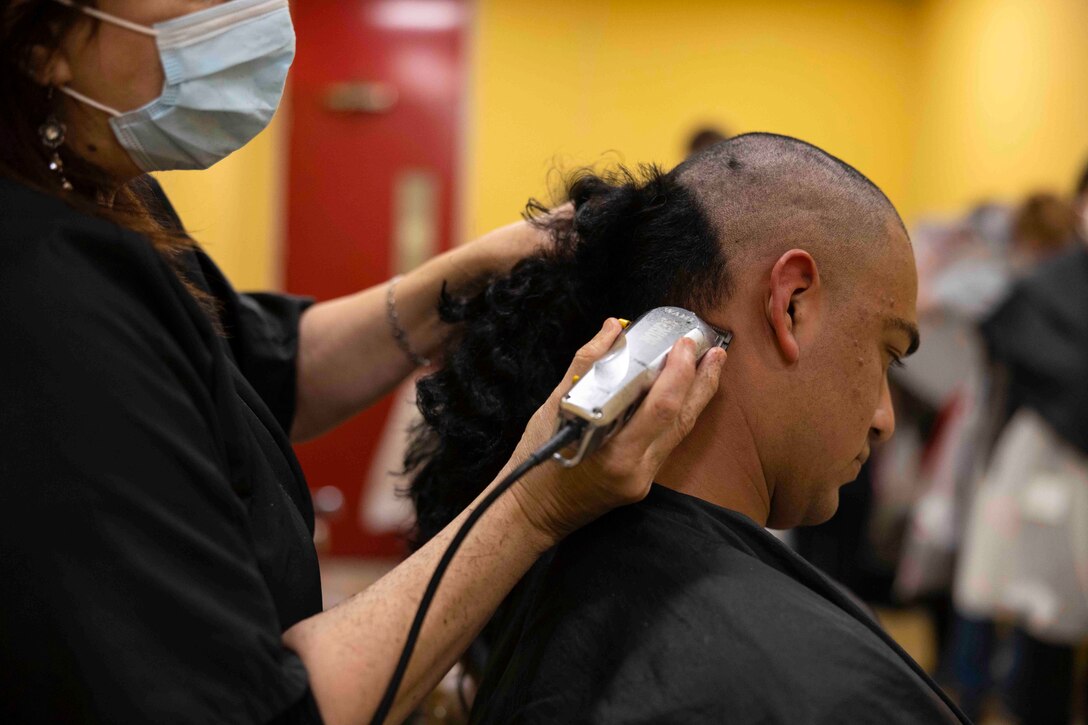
[554,307,733,467]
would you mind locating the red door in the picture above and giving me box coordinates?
[284,0,467,557]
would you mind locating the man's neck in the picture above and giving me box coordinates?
[654,393,772,526]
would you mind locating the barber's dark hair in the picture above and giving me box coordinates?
[405,165,729,547]
[0,0,218,319]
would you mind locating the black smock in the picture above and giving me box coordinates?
[0,178,325,723]
[472,485,969,724]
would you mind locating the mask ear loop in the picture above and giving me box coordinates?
[51,0,160,37]
[57,85,122,118]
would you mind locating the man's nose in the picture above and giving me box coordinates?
[870,376,895,444]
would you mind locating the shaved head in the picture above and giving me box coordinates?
[675,132,906,299]
[651,133,919,529]
[407,130,919,542]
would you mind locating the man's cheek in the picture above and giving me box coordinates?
[844,371,874,433]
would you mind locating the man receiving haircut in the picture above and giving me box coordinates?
[408,133,966,723]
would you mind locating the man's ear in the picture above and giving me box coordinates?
[766,249,820,365]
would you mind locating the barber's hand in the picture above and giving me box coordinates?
[451,204,574,279]
[505,318,727,549]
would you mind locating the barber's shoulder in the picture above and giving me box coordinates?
[0,177,183,295]
[1,177,114,243]
[0,178,209,359]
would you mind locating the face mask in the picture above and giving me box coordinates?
[54,0,295,172]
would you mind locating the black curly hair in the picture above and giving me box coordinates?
[404,162,728,546]
[405,132,898,549]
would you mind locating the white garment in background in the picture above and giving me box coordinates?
[954,408,1088,644]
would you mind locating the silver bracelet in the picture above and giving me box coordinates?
[386,275,431,368]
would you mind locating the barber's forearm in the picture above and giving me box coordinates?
[290,222,543,442]
[282,468,556,725]
[290,278,419,444]
[283,320,724,725]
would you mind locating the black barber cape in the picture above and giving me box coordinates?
[472,485,968,724]
[0,178,324,724]
[980,244,1088,456]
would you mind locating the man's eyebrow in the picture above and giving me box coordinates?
[885,317,920,356]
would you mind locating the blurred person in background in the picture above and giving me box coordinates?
[948,184,1086,723]
[794,201,1016,670]
[1007,193,1080,270]
[685,125,731,157]
[1076,163,1088,238]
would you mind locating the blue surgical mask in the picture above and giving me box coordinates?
[54,0,295,172]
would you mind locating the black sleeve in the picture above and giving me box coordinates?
[0,221,320,723]
[183,246,313,437]
[137,175,314,435]
[225,288,314,434]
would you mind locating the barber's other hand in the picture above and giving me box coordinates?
[506,318,727,549]
[451,204,573,279]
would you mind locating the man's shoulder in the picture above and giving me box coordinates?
[477,490,820,700]
[474,485,963,724]
[548,487,863,641]
[566,484,764,551]
[550,485,799,599]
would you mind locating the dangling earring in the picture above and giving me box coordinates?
[38,87,73,192]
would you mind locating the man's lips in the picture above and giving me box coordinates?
[855,448,871,466]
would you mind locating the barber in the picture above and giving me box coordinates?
[0,2,725,723]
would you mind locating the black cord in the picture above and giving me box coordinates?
[370,421,585,725]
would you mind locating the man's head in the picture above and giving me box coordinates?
[406,132,917,546]
[661,133,918,529]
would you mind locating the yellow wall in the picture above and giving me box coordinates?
[466,0,1088,236]
[154,107,288,291]
[464,0,919,239]
[911,0,1088,217]
[156,1,1088,286]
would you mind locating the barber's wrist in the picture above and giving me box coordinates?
[505,464,619,554]
[490,467,571,555]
